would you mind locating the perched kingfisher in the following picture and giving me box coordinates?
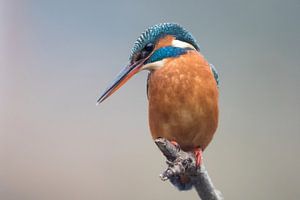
[97,23,219,182]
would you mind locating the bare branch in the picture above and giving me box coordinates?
[155,138,223,200]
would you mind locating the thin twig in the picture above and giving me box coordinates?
[155,138,223,200]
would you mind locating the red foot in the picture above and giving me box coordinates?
[170,140,180,148]
[194,148,203,167]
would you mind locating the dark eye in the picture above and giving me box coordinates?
[131,43,154,64]
[144,43,154,52]
[140,43,154,58]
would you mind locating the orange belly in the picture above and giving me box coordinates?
[147,51,219,151]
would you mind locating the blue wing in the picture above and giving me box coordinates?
[209,63,219,87]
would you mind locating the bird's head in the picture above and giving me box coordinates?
[97,23,200,104]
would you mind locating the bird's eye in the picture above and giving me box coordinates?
[140,43,154,59]
[144,43,154,52]
[130,43,154,64]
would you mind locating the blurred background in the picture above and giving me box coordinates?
[1,0,300,199]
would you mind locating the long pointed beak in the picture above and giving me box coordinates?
[96,59,146,105]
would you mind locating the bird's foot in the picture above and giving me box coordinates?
[170,140,180,148]
[194,148,203,167]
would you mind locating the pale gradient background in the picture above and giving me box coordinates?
[1,0,300,199]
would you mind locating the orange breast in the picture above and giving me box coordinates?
[147,51,219,151]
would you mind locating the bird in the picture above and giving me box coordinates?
[97,23,219,187]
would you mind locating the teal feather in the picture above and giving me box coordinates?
[130,23,199,60]
[146,46,188,63]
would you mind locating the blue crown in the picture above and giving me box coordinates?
[129,23,200,60]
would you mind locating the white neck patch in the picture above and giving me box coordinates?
[172,39,196,50]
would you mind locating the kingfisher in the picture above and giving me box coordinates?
[97,23,219,186]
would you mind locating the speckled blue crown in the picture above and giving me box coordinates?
[129,23,200,60]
